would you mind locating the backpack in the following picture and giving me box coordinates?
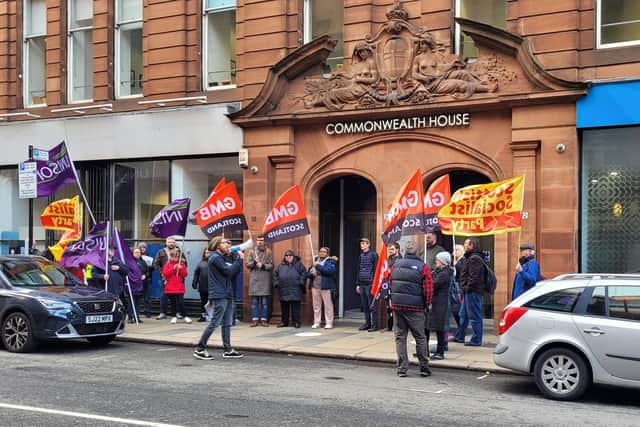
[472,255,497,294]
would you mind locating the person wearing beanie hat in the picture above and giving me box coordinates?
[194,236,245,360]
[512,242,541,300]
[427,251,454,360]
[389,239,433,377]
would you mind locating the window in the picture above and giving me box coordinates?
[455,0,506,59]
[116,0,143,97]
[586,286,607,316]
[597,0,640,48]
[23,0,47,106]
[581,128,640,273]
[303,0,343,71]
[203,0,236,89]
[608,286,640,321]
[68,0,93,102]
[524,288,584,313]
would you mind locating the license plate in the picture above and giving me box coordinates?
[85,314,113,324]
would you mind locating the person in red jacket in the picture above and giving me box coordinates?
[162,248,192,324]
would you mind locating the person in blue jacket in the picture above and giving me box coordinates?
[307,247,337,329]
[512,243,541,300]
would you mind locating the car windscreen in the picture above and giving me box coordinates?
[0,259,81,287]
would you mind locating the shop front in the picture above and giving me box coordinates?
[231,6,586,325]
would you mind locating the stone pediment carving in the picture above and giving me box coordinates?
[302,4,499,111]
[229,3,587,126]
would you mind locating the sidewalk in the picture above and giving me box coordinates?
[117,318,509,373]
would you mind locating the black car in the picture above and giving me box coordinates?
[0,255,126,352]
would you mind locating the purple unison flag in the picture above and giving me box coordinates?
[149,197,191,238]
[36,142,77,197]
[112,228,142,284]
[60,222,108,270]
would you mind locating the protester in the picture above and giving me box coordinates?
[512,243,541,300]
[307,247,336,329]
[424,231,445,271]
[246,235,273,327]
[152,237,177,320]
[453,238,485,346]
[162,248,191,324]
[128,247,149,323]
[355,237,379,332]
[89,245,129,307]
[193,237,244,360]
[389,240,433,377]
[384,242,402,331]
[273,249,306,328]
[191,247,210,322]
[427,252,453,360]
[136,242,154,318]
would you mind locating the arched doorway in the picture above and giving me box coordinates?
[425,170,495,318]
[318,175,377,318]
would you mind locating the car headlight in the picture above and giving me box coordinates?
[36,298,74,311]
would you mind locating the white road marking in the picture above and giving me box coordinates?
[156,347,177,352]
[406,388,446,394]
[89,356,115,361]
[0,402,184,427]
[477,374,490,380]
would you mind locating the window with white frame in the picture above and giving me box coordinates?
[23,0,47,106]
[203,0,236,89]
[303,0,343,71]
[597,0,640,48]
[68,0,93,102]
[455,0,506,60]
[116,0,143,97]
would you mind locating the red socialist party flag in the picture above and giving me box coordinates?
[262,184,310,244]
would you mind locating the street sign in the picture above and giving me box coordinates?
[19,161,37,199]
[32,148,49,162]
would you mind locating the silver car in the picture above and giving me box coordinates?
[494,274,640,400]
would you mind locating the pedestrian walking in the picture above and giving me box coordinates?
[191,247,210,322]
[162,248,191,324]
[193,236,244,360]
[246,235,273,327]
[307,247,336,329]
[453,237,485,346]
[273,250,306,328]
[355,237,379,332]
[389,240,433,377]
[426,252,453,360]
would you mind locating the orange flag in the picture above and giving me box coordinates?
[423,174,451,232]
[40,195,82,232]
[438,176,524,236]
[382,168,425,244]
[262,184,310,244]
[195,181,248,238]
[370,242,389,299]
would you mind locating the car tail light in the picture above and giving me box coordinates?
[499,306,528,335]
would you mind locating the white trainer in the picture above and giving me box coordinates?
[170,317,177,324]
[184,316,192,324]
[311,324,320,329]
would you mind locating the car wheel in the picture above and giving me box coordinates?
[1,312,38,353]
[86,335,117,346]
[534,348,590,401]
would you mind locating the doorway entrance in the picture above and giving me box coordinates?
[425,170,496,318]
[318,175,377,318]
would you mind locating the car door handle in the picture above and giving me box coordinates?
[583,328,605,336]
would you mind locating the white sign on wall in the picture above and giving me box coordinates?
[18,161,37,199]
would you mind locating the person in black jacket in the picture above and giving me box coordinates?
[427,252,453,360]
[89,245,130,303]
[191,247,210,322]
[273,250,306,328]
[355,237,379,332]
[453,237,485,347]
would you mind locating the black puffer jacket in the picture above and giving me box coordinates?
[274,256,306,302]
[460,249,485,294]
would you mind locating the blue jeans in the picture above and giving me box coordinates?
[251,296,268,321]
[359,284,378,329]
[159,281,167,314]
[197,298,234,352]
[454,292,483,345]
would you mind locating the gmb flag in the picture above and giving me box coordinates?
[382,168,425,244]
[438,176,524,236]
[423,174,451,232]
[370,242,389,299]
[194,181,248,238]
[262,184,310,244]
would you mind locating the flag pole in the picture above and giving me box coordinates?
[114,227,138,325]
[104,221,110,293]
[63,141,96,225]
[308,234,316,263]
